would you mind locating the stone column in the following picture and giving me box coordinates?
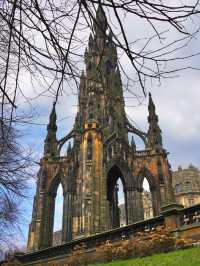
[151,186,161,216]
[127,187,143,224]
[160,184,166,207]
[41,194,55,248]
[126,187,134,224]
[62,192,74,242]
[27,190,48,251]
[161,203,184,231]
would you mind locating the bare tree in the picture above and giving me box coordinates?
[0,0,199,258]
[0,117,33,254]
[0,0,199,125]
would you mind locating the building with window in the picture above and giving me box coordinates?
[172,165,200,207]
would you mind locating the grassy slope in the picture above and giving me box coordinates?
[90,246,200,266]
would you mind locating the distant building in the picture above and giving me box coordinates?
[52,231,62,246]
[119,190,154,225]
[119,204,126,226]
[143,191,153,220]
[172,165,200,207]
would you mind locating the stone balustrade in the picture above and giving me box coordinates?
[5,203,200,265]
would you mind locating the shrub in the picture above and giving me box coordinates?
[65,244,90,266]
[175,238,193,249]
[63,227,177,266]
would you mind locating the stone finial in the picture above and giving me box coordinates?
[96,5,107,27]
[89,33,93,46]
[147,93,162,149]
[84,47,88,62]
[131,135,136,151]
[47,101,57,132]
[189,163,195,169]
[94,5,107,35]
[44,101,58,156]
[178,166,182,171]
[67,141,71,154]
[148,92,156,120]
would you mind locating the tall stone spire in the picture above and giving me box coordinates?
[27,6,174,254]
[147,93,162,149]
[76,3,127,141]
[44,102,58,157]
[94,5,107,36]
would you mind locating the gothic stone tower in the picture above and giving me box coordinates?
[27,6,174,252]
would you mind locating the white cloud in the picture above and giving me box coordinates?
[11,2,200,246]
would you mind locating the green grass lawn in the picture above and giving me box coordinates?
[90,246,200,266]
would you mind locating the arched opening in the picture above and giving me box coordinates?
[60,140,72,157]
[52,183,64,246]
[107,165,127,229]
[175,183,182,193]
[142,178,153,220]
[128,132,146,151]
[87,135,93,160]
[118,178,126,226]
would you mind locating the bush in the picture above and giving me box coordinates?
[63,227,177,266]
[65,244,90,266]
[175,238,193,249]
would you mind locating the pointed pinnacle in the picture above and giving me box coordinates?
[84,47,88,56]
[89,33,93,44]
[109,30,113,41]
[81,70,85,78]
[96,4,106,20]
[149,92,153,104]
[67,141,71,153]
[48,101,57,132]
[131,135,136,150]
[148,92,155,113]
[94,4,107,33]
[50,101,56,121]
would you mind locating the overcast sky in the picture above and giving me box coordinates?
[10,3,200,250]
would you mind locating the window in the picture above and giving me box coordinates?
[175,183,182,193]
[184,181,192,191]
[188,198,194,206]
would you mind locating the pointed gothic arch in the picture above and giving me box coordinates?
[107,165,128,229]
[53,183,64,245]
[48,173,66,197]
[38,171,74,248]
[41,173,65,247]
[137,168,156,190]
[106,158,133,185]
[137,167,161,218]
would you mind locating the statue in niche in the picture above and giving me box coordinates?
[87,137,93,160]
[108,115,114,133]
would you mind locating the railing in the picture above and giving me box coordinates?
[134,150,151,157]
[16,216,164,263]
[179,204,200,227]
[15,204,200,264]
